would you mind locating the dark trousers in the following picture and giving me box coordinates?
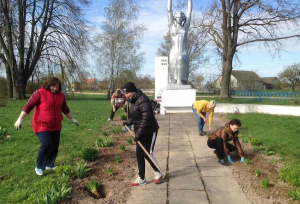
[109,106,127,120]
[207,137,237,160]
[136,131,159,179]
[36,130,61,169]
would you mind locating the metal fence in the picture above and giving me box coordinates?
[229,90,300,102]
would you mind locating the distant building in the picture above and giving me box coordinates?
[261,77,280,89]
[216,70,264,90]
[85,78,99,90]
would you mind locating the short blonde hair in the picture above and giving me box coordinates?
[209,100,216,108]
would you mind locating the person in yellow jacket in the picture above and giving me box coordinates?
[192,100,216,136]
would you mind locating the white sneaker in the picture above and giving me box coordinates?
[45,166,57,170]
[107,118,112,121]
[154,171,163,184]
[130,176,147,186]
[35,167,44,176]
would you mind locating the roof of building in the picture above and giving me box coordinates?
[231,70,262,82]
[261,77,278,84]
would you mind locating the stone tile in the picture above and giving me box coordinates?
[209,191,251,204]
[204,177,243,193]
[169,145,192,152]
[169,151,194,159]
[199,166,233,177]
[169,167,204,190]
[126,189,166,204]
[169,141,190,146]
[169,158,196,168]
[195,156,221,167]
[169,136,190,141]
[170,190,209,204]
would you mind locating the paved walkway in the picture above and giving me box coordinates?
[126,113,251,204]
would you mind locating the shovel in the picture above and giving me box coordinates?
[125,125,165,179]
[124,103,132,131]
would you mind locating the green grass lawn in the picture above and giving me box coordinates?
[228,113,300,166]
[0,94,123,203]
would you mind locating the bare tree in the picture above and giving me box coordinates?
[0,0,91,99]
[94,0,146,99]
[198,0,300,98]
[279,63,300,91]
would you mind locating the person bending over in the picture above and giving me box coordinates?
[192,100,216,136]
[108,89,127,121]
[207,119,245,166]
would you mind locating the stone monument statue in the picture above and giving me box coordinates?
[168,0,192,85]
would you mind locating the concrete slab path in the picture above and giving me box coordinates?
[126,113,251,204]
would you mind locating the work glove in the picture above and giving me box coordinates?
[123,121,130,126]
[227,156,234,164]
[71,118,79,126]
[240,157,245,163]
[14,118,23,129]
[134,136,140,142]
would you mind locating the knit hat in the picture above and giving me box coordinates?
[123,82,137,93]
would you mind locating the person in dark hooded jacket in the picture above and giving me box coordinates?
[122,82,163,186]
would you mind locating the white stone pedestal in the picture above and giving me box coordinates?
[155,56,196,114]
[155,56,168,99]
[160,89,196,113]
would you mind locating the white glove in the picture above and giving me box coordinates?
[14,118,23,129]
[71,118,78,126]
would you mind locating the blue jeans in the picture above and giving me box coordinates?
[192,105,206,133]
[36,130,61,169]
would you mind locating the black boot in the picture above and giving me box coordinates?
[219,159,228,166]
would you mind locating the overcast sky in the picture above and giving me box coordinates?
[85,0,300,80]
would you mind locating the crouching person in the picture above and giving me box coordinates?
[207,119,245,166]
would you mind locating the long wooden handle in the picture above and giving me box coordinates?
[127,103,129,120]
[125,125,165,178]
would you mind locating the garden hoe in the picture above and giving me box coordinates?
[125,125,166,179]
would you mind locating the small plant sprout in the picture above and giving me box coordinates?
[86,180,102,199]
[255,169,261,177]
[126,138,133,145]
[75,162,91,178]
[114,156,120,164]
[82,148,99,162]
[250,138,261,146]
[107,167,114,176]
[94,136,113,150]
[243,158,250,164]
[263,148,275,156]
[120,145,126,152]
[262,178,269,189]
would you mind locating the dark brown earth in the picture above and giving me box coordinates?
[61,116,300,204]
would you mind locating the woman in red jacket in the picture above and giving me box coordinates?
[14,77,78,176]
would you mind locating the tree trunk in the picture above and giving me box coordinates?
[5,63,13,98]
[107,85,111,100]
[219,53,233,99]
[12,75,27,99]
